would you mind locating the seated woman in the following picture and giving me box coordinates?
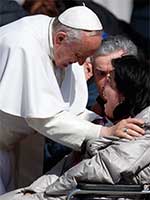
[1,55,150,200]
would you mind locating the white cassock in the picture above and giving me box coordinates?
[0,15,101,193]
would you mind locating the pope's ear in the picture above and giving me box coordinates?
[54,32,67,45]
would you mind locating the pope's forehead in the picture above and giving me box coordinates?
[79,33,102,50]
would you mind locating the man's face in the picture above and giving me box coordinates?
[93,50,124,99]
[53,31,102,68]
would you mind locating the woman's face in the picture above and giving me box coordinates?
[103,71,124,119]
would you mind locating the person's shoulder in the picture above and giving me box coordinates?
[0,14,51,47]
[17,14,51,27]
[24,14,51,21]
[135,106,150,122]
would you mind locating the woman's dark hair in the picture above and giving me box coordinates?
[112,55,150,121]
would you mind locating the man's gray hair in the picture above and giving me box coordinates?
[94,35,138,58]
[53,18,100,43]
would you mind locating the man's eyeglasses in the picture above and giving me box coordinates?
[95,69,111,80]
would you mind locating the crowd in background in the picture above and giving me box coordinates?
[0,0,149,192]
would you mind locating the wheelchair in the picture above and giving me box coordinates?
[66,182,150,200]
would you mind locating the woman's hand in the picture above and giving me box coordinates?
[101,118,145,139]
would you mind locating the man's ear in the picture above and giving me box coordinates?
[83,61,93,80]
[54,32,67,46]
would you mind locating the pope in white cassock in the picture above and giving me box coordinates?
[0,6,103,194]
[0,5,144,195]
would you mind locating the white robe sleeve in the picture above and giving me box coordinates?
[77,108,103,121]
[25,111,102,150]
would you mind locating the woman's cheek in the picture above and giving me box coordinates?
[104,86,119,118]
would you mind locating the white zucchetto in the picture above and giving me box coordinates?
[58,6,103,31]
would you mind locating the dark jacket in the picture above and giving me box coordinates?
[0,0,27,27]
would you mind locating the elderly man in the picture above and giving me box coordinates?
[0,6,144,194]
[92,36,138,115]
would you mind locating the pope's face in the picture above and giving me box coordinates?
[53,31,102,68]
[93,50,124,100]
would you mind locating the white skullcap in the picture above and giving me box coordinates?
[58,6,103,31]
